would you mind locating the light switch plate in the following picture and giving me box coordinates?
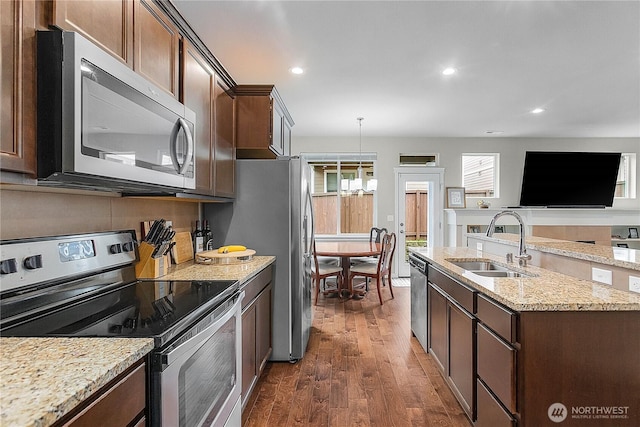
[591,267,612,285]
[387,215,393,222]
[629,276,640,294]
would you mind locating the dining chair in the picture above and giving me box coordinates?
[351,227,388,290]
[349,232,396,305]
[312,240,343,305]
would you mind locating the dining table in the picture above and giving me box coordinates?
[314,240,382,297]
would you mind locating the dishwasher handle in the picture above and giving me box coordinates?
[409,254,427,272]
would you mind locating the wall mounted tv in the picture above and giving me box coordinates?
[518,151,621,208]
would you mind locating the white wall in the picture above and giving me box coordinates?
[292,137,640,233]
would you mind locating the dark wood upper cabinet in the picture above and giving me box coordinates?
[182,40,214,195]
[235,85,294,159]
[213,78,236,197]
[182,42,236,197]
[134,0,180,98]
[52,0,134,66]
[1,0,37,175]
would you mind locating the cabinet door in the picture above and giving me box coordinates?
[428,284,448,373]
[182,41,214,195]
[134,0,179,97]
[448,300,476,420]
[52,0,134,66]
[255,283,272,372]
[271,100,284,156]
[213,77,236,197]
[1,0,37,175]
[241,304,257,402]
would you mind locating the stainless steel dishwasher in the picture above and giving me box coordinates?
[409,252,428,352]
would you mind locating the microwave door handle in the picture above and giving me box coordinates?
[169,118,194,175]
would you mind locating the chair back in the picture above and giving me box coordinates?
[378,232,396,275]
[369,227,388,243]
[312,239,320,273]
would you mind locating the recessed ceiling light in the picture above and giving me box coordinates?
[290,66,304,75]
[531,108,545,114]
[442,67,457,76]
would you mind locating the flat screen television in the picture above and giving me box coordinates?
[518,151,621,208]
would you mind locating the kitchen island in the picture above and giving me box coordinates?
[410,246,640,427]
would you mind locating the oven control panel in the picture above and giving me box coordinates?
[0,230,138,293]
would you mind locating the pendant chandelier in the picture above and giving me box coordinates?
[341,117,377,196]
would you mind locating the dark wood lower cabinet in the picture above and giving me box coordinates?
[428,284,448,373]
[427,277,476,422]
[448,301,475,420]
[423,260,640,427]
[56,359,146,427]
[476,378,515,427]
[240,265,273,409]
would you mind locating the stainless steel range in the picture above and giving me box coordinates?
[0,230,242,427]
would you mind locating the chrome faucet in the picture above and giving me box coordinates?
[486,210,532,267]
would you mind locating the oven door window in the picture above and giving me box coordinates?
[179,316,236,427]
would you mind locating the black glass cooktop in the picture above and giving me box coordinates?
[1,278,239,347]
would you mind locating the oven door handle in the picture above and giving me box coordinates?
[159,291,243,367]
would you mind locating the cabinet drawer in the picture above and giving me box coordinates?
[62,362,146,427]
[428,265,475,313]
[477,323,516,413]
[241,265,273,309]
[477,294,517,343]
[476,379,516,427]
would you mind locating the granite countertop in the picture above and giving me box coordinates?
[410,246,640,312]
[0,338,154,427]
[0,256,275,427]
[161,255,275,283]
[469,233,640,271]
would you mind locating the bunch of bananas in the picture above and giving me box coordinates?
[217,245,247,254]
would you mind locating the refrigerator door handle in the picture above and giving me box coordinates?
[306,179,315,255]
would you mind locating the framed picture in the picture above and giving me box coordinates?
[629,228,639,239]
[446,187,466,208]
[617,243,629,248]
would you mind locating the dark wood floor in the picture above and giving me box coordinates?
[242,284,472,427]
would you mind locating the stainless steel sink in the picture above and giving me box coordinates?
[468,270,529,278]
[446,258,534,278]
[448,260,502,271]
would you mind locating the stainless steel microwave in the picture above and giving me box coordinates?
[36,31,196,192]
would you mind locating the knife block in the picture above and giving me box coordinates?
[135,242,169,279]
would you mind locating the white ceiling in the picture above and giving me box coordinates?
[172,0,640,139]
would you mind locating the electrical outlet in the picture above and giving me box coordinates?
[387,215,393,222]
[629,276,640,294]
[591,267,612,285]
[476,242,483,251]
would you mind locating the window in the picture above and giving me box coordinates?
[305,153,377,236]
[616,153,637,199]
[462,153,499,198]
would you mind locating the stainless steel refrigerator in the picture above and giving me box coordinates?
[204,157,314,362]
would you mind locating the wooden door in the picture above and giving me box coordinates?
[213,77,236,197]
[134,0,179,97]
[52,0,134,66]
[182,40,214,195]
[1,0,37,175]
